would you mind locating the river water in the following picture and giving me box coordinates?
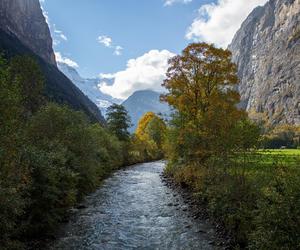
[49,161,217,250]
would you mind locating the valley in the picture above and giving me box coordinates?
[0,0,299,249]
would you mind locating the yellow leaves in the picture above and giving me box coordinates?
[162,42,251,163]
[135,112,156,139]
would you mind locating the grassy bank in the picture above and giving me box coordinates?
[165,150,300,249]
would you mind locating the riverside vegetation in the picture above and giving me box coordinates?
[0,55,165,249]
[1,42,300,250]
[161,43,300,249]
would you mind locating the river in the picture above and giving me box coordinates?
[49,161,218,250]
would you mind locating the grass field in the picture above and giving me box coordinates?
[234,149,300,169]
[258,149,300,156]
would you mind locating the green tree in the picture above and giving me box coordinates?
[106,104,132,142]
[0,55,43,248]
[9,56,45,117]
[0,56,22,248]
[24,103,124,235]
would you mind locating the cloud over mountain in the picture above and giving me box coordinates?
[99,49,175,100]
[55,52,79,68]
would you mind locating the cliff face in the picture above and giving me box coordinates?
[229,0,300,125]
[0,0,56,65]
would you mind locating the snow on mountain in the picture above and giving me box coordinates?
[58,62,121,115]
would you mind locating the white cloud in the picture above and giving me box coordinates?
[54,29,68,41]
[99,73,116,79]
[40,3,50,25]
[40,3,68,47]
[97,35,113,47]
[99,50,175,100]
[186,0,268,48]
[114,46,123,56]
[164,0,192,6]
[97,34,124,56]
[55,52,79,68]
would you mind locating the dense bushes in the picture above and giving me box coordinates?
[0,54,157,249]
[22,104,124,237]
[166,162,300,248]
[261,124,300,149]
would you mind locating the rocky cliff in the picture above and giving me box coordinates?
[0,0,56,65]
[229,0,300,125]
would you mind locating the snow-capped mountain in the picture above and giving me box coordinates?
[58,63,121,115]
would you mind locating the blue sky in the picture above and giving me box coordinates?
[42,0,211,77]
[41,0,267,99]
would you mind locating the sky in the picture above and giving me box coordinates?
[41,0,268,100]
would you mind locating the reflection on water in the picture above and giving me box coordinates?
[50,161,217,250]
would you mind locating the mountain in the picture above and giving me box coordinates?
[58,62,121,115]
[0,0,105,123]
[122,90,170,132]
[0,0,56,65]
[229,0,300,125]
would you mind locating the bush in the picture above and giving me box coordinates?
[166,158,300,249]
[22,103,126,236]
[249,167,300,249]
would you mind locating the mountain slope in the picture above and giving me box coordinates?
[0,0,105,123]
[58,63,121,115]
[122,90,170,132]
[229,0,300,125]
[0,28,105,123]
[0,0,56,65]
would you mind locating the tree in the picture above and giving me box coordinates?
[145,115,167,150]
[135,112,166,159]
[9,56,45,117]
[135,112,156,139]
[0,55,27,248]
[162,43,247,164]
[106,104,132,142]
[0,55,45,247]
[135,112,166,150]
[262,124,300,149]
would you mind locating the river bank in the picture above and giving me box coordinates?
[161,172,232,249]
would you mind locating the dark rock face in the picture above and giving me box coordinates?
[0,0,56,65]
[229,0,300,125]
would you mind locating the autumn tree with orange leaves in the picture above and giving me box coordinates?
[162,43,258,165]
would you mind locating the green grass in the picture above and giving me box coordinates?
[258,149,300,156]
[233,149,300,169]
